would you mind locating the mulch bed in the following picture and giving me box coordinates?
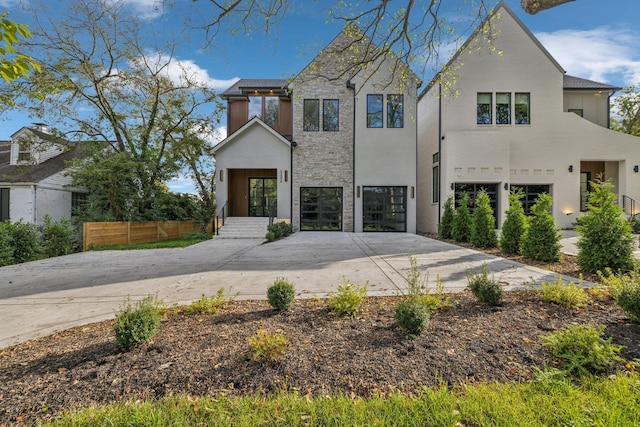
[2,286,639,425]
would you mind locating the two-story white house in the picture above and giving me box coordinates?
[212,25,420,233]
[0,124,88,225]
[417,1,640,234]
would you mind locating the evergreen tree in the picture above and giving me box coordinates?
[471,189,497,248]
[500,189,526,254]
[521,193,561,262]
[577,178,637,273]
[438,196,455,239]
[452,193,472,243]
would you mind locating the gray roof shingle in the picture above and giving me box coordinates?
[563,75,621,91]
[221,79,289,98]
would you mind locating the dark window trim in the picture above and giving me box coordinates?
[322,99,340,132]
[362,186,407,232]
[367,94,383,128]
[509,184,551,215]
[0,188,9,222]
[300,187,343,231]
[386,94,404,128]
[303,99,320,132]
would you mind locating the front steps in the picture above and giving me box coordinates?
[215,217,270,239]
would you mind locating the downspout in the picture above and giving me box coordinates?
[607,90,616,129]
[438,82,443,225]
[348,78,356,232]
[32,184,37,225]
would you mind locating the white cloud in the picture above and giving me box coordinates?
[535,26,640,86]
[115,0,165,19]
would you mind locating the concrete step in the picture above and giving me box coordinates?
[216,217,270,239]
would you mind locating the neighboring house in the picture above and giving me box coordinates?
[417,1,640,234]
[212,25,420,232]
[0,124,88,226]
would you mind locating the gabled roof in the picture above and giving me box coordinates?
[221,79,289,98]
[0,141,89,184]
[211,116,291,155]
[421,1,565,97]
[563,75,621,92]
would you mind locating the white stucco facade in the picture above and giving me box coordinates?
[417,2,640,234]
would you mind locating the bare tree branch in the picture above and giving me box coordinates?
[521,0,576,14]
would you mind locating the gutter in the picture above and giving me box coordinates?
[438,82,443,224]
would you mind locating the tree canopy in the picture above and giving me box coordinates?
[612,84,640,137]
[0,12,40,83]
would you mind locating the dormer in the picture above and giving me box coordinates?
[563,75,620,129]
[9,124,65,166]
[221,79,292,138]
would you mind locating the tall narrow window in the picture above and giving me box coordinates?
[303,99,319,131]
[323,99,339,131]
[387,94,404,128]
[0,188,9,221]
[432,152,440,203]
[367,94,383,128]
[18,141,31,162]
[264,96,279,126]
[248,96,263,119]
[477,93,492,124]
[496,93,511,124]
[515,93,530,124]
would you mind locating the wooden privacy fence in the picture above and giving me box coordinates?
[82,220,211,251]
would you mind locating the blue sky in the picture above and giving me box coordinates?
[1,0,639,193]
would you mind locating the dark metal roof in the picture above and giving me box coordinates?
[563,75,621,91]
[221,79,289,98]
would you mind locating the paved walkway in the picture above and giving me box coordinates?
[0,232,590,348]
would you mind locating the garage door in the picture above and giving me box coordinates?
[300,187,343,231]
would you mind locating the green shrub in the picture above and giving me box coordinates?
[267,277,296,311]
[521,193,561,262]
[538,275,590,309]
[402,254,452,311]
[266,222,292,242]
[438,196,455,240]
[451,192,472,243]
[577,178,636,273]
[466,263,503,305]
[541,324,623,377]
[395,298,431,339]
[247,329,288,362]
[471,189,497,248]
[0,221,14,266]
[113,295,163,350]
[40,215,76,258]
[599,270,640,322]
[628,215,640,233]
[183,232,212,241]
[9,220,42,263]
[329,277,368,318]
[500,189,526,255]
[184,288,234,315]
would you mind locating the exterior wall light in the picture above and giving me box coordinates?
[219,169,224,182]
[450,182,455,190]
[568,165,573,173]
[504,182,509,190]
[634,165,639,173]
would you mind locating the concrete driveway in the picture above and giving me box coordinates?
[0,232,581,348]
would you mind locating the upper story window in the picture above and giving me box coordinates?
[477,93,492,125]
[387,94,404,128]
[248,95,279,126]
[496,93,511,124]
[303,99,320,131]
[367,94,383,128]
[515,93,530,124]
[323,99,339,131]
[477,92,530,125]
[18,141,31,162]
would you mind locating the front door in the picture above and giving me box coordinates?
[249,178,277,217]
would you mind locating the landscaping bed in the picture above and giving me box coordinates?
[1,284,639,425]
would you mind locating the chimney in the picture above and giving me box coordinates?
[31,122,49,134]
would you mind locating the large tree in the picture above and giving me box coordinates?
[611,84,640,137]
[7,0,222,221]
[0,12,40,83]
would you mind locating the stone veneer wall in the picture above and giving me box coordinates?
[290,32,359,232]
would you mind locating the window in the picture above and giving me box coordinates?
[510,184,551,215]
[477,93,492,125]
[515,93,530,124]
[300,187,342,230]
[303,99,319,131]
[432,152,440,204]
[71,192,88,217]
[580,172,590,212]
[248,96,262,119]
[367,94,383,128]
[323,99,339,131]
[568,108,583,117]
[18,141,31,162]
[496,93,511,124]
[0,188,9,221]
[387,94,404,128]
[363,186,406,232]
[264,96,279,126]
[454,183,498,226]
[248,95,279,126]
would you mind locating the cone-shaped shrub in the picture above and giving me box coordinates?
[452,193,472,243]
[471,189,497,248]
[500,189,526,255]
[438,196,455,239]
[521,193,561,262]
